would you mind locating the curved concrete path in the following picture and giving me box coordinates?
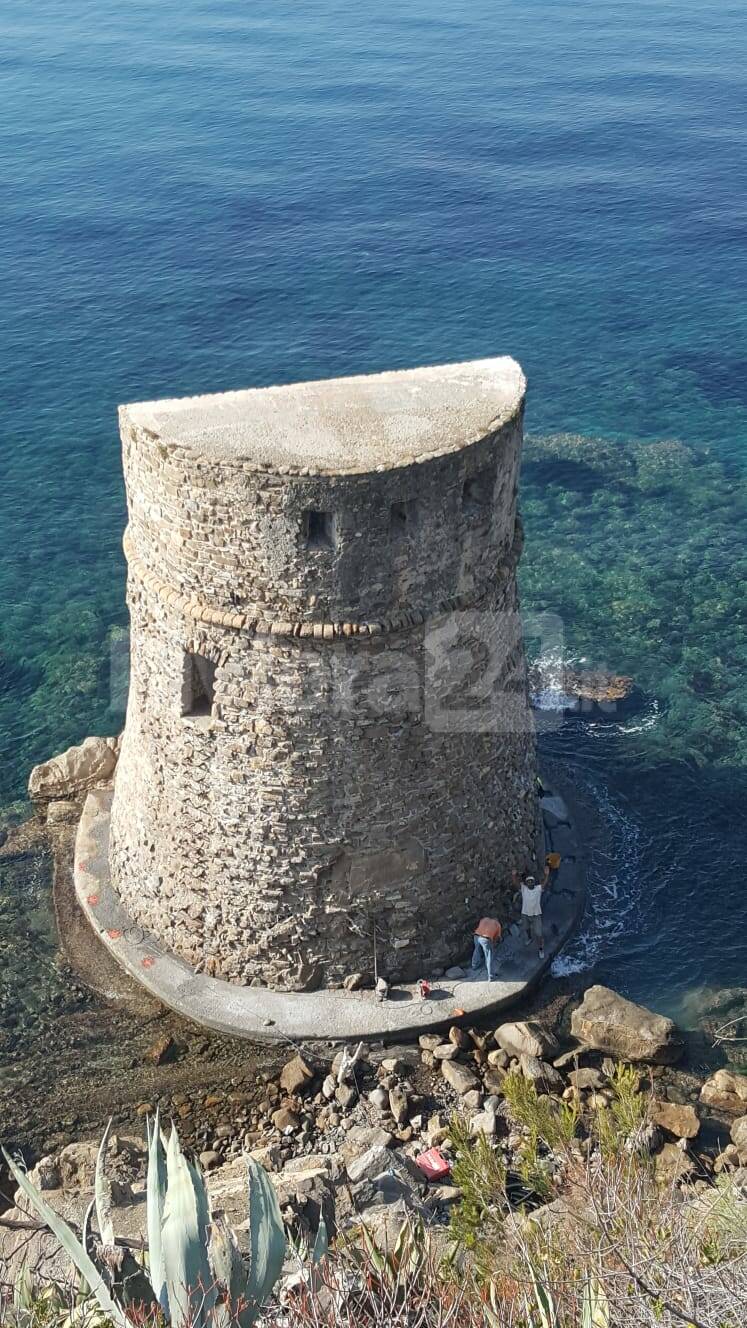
[73,787,584,1042]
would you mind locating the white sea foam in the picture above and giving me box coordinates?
[615,697,661,734]
[549,757,647,978]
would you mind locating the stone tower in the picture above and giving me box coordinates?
[110,359,540,991]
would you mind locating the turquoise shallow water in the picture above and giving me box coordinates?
[1,0,746,1021]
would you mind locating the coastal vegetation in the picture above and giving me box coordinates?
[3,1043,746,1328]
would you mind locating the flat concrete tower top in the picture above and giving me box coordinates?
[121,356,526,474]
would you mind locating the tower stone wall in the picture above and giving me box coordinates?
[109,359,541,990]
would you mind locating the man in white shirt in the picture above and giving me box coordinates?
[519,874,545,960]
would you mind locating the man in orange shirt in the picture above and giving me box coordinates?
[472,916,502,982]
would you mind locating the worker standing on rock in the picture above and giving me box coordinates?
[471,916,502,981]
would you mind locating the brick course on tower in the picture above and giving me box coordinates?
[109,358,541,991]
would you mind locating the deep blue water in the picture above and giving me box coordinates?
[1,0,746,1024]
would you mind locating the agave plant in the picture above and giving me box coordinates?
[2,1112,296,1327]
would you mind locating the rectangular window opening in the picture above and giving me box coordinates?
[462,467,494,518]
[390,499,416,539]
[303,509,335,550]
[182,652,216,718]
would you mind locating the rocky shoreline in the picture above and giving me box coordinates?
[2,984,747,1281]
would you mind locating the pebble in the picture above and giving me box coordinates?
[432,1044,460,1061]
[389,1086,409,1125]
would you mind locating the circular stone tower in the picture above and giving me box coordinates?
[110,359,541,991]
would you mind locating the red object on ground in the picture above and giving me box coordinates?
[415,1147,451,1181]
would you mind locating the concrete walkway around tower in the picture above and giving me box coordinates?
[72,785,585,1043]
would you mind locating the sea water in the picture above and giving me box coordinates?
[1,0,746,1030]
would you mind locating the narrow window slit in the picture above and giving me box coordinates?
[303,510,335,550]
[462,467,494,518]
[390,499,417,539]
[182,652,216,718]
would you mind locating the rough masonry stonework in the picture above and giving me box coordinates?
[109,359,542,991]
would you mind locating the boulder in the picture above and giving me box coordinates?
[570,986,683,1064]
[483,1068,507,1095]
[441,1060,479,1095]
[520,1055,564,1094]
[432,1043,460,1061]
[731,1116,747,1159]
[58,1142,99,1192]
[553,1048,588,1070]
[425,1114,449,1146]
[419,1034,442,1051]
[651,1101,700,1140]
[249,1143,282,1171]
[28,1156,61,1191]
[29,735,119,803]
[469,1110,497,1137]
[145,1034,177,1066]
[56,1138,142,1204]
[279,1054,314,1096]
[340,1127,393,1164]
[448,1026,471,1050]
[568,1068,603,1091]
[271,1107,300,1133]
[347,1145,393,1185]
[335,1082,357,1110]
[700,1069,747,1115]
[353,1200,420,1253]
[495,1020,558,1061]
[273,1166,337,1242]
[655,1142,695,1185]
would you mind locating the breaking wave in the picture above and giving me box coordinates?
[550,763,646,977]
